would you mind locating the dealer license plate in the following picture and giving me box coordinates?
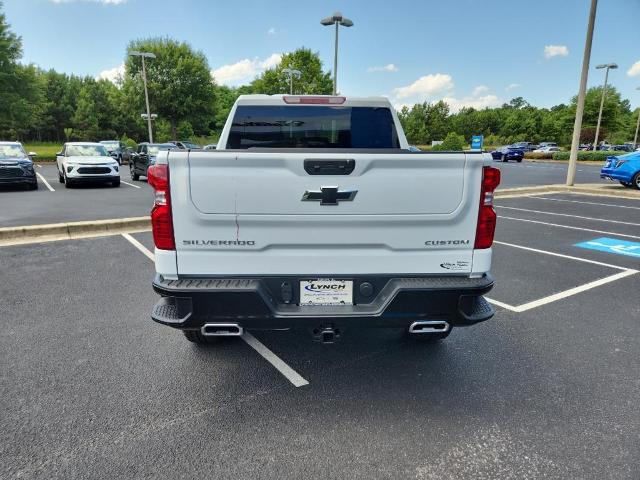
[299,279,353,306]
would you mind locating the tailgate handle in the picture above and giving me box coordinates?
[304,159,355,175]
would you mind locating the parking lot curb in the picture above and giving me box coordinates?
[0,217,151,246]
[496,184,640,199]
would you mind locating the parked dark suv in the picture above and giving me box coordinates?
[99,140,128,165]
[0,141,37,190]
[129,143,175,180]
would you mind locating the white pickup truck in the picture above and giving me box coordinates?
[148,94,500,344]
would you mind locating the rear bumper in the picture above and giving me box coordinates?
[151,273,495,330]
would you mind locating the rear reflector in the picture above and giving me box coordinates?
[474,166,501,249]
[283,95,346,105]
[147,164,175,251]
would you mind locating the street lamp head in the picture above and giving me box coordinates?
[129,51,156,59]
[321,11,353,27]
[595,63,618,69]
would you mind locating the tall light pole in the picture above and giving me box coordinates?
[282,68,301,94]
[321,12,353,95]
[129,50,156,143]
[592,63,618,149]
[567,0,598,186]
[633,87,640,148]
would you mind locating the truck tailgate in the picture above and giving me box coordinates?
[169,151,488,276]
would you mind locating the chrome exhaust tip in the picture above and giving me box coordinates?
[408,320,450,334]
[201,323,243,337]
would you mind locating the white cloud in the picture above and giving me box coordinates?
[367,64,398,73]
[51,0,127,4]
[211,53,282,86]
[505,83,521,92]
[472,85,489,96]
[441,94,502,112]
[544,45,569,59]
[97,63,125,83]
[267,27,276,35]
[627,60,640,77]
[392,73,454,100]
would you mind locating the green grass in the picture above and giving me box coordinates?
[23,142,62,161]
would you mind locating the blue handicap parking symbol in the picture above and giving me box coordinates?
[575,237,640,259]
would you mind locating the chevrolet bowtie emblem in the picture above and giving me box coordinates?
[301,186,358,205]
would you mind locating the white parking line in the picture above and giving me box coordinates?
[496,205,640,227]
[499,215,640,240]
[36,172,55,192]
[242,333,309,387]
[36,164,42,169]
[121,232,309,388]
[122,233,154,261]
[486,240,638,313]
[121,180,141,189]
[493,240,630,270]
[488,270,637,313]
[529,196,640,210]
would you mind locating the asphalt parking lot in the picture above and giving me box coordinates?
[2,192,639,479]
[0,160,607,228]
[0,163,152,227]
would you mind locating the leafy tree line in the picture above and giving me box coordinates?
[398,91,638,147]
[1,3,637,146]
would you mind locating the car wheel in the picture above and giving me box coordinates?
[58,169,64,183]
[632,172,640,190]
[183,330,219,345]
[517,158,522,163]
[112,178,120,187]
[130,164,139,181]
[29,182,38,190]
[64,173,73,188]
[117,155,122,166]
[501,154,508,162]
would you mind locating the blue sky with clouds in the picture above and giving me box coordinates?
[4,0,640,110]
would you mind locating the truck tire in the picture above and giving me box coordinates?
[130,164,139,181]
[183,330,215,345]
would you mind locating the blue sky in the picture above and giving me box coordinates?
[4,0,640,110]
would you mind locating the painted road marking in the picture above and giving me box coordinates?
[486,241,638,313]
[493,240,630,270]
[496,205,640,227]
[121,180,141,189]
[488,270,637,313]
[121,233,154,261]
[575,237,640,259]
[121,233,309,388]
[36,164,42,169]
[498,216,640,241]
[36,172,55,192]
[529,196,640,210]
[242,333,309,387]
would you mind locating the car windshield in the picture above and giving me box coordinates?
[100,141,119,150]
[66,145,109,157]
[229,105,401,149]
[182,142,200,149]
[0,144,27,158]
[148,144,174,156]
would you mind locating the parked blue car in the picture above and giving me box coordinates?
[490,146,524,162]
[600,151,640,189]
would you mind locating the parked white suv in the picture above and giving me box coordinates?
[56,142,120,188]
[148,95,500,344]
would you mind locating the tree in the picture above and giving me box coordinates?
[124,37,216,138]
[250,48,332,95]
[0,3,41,139]
[432,132,466,151]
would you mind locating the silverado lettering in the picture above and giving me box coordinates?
[183,240,256,246]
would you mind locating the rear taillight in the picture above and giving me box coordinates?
[474,166,501,249]
[147,164,175,250]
